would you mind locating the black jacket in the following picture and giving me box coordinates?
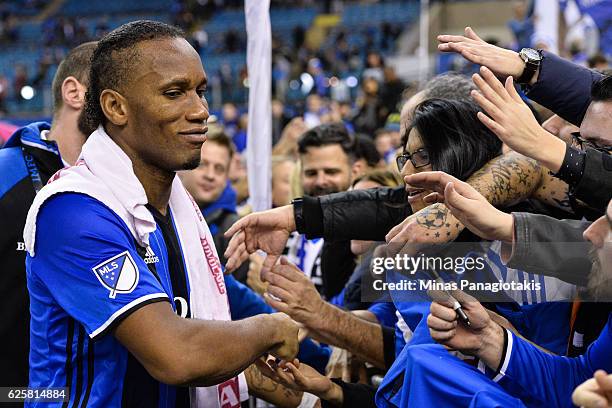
[526,51,611,211]
[507,212,592,286]
[295,187,409,299]
[300,186,411,241]
[505,211,611,357]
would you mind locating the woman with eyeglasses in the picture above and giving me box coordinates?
[374,98,579,407]
[387,96,577,353]
[397,98,504,213]
[397,98,582,219]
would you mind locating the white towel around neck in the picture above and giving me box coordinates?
[24,125,248,407]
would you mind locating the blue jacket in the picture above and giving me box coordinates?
[0,121,61,387]
[526,51,602,126]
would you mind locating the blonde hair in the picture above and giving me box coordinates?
[352,169,403,188]
[290,160,303,200]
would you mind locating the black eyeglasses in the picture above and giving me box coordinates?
[396,148,430,172]
[570,132,612,154]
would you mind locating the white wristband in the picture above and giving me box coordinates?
[298,392,319,408]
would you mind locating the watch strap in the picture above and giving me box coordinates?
[292,198,305,233]
[517,49,542,84]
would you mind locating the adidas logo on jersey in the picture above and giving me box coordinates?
[144,246,159,264]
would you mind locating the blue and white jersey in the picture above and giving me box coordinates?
[27,192,190,407]
[284,232,324,291]
[476,241,576,304]
[492,313,612,408]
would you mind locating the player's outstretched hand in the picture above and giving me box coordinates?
[267,313,300,362]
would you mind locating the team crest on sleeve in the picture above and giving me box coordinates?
[92,251,139,298]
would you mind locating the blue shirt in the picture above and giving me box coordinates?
[27,193,189,407]
[495,313,612,407]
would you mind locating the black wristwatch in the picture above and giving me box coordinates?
[517,48,542,85]
[291,197,305,233]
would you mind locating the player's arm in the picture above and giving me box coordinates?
[114,302,298,387]
[31,194,299,388]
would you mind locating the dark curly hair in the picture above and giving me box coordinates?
[297,122,356,161]
[78,20,184,136]
[591,75,612,102]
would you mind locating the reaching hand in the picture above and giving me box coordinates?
[282,117,308,144]
[273,117,308,157]
[427,290,502,363]
[437,27,525,79]
[224,205,296,273]
[263,257,326,328]
[573,370,612,408]
[471,66,566,172]
[256,358,341,403]
[384,203,462,257]
[404,171,514,242]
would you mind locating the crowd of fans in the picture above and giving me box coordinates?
[0,4,611,408]
[3,0,609,130]
[0,0,410,118]
[218,25,612,407]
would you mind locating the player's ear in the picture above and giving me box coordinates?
[100,89,128,126]
[61,76,86,110]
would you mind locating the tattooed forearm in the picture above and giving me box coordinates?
[468,152,542,207]
[532,170,573,212]
[468,151,573,212]
[405,153,543,245]
[245,364,303,407]
[409,204,463,241]
[246,364,279,393]
[415,204,448,229]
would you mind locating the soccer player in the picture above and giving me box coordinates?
[25,21,298,407]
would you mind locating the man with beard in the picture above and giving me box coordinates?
[284,123,356,297]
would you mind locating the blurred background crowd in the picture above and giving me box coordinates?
[0,0,609,139]
[1,1,612,406]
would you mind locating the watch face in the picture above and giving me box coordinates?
[522,48,540,61]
